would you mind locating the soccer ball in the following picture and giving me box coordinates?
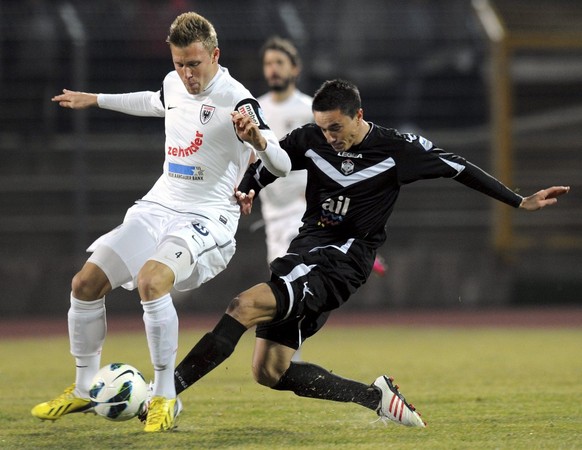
[89,363,148,421]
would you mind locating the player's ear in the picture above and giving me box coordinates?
[291,64,300,78]
[212,47,220,64]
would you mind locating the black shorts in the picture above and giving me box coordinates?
[255,238,374,349]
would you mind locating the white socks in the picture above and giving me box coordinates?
[68,294,106,397]
[142,293,178,399]
[67,292,178,400]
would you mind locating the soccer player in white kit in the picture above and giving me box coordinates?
[257,37,313,363]
[257,36,313,264]
[31,12,290,432]
[257,37,387,276]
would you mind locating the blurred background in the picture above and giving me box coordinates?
[1,0,580,318]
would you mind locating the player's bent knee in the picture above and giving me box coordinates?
[226,284,278,326]
[137,261,175,301]
[227,293,250,314]
[143,240,193,299]
[252,364,284,387]
[71,272,92,299]
[71,266,110,300]
[227,293,263,327]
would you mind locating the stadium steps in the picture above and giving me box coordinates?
[1,128,580,239]
[0,132,161,233]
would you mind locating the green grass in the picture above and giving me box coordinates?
[1,325,581,449]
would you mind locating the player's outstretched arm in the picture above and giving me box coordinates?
[519,186,570,211]
[51,89,98,109]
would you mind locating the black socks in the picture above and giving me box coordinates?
[173,314,381,413]
[174,314,247,394]
[272,362,381,411]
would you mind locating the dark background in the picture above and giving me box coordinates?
[1,0,581,317]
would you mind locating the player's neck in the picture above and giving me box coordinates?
[355,121,371,146]
[270,86,295,103]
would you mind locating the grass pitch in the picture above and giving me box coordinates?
[1,324,581,449]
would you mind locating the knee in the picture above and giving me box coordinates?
[226,293,254,320]
[226,292,266,329]
[252,363,285,388]
[71,267,109,300]
[226,284,277,328]
[137,265,173,301]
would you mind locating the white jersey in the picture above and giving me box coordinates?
[99,66,269,236]
[91,65,286,290]
[258,89,313,139]
[257,89,312,261]
[150,67,260,235]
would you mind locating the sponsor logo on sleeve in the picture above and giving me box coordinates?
[257,106,267,124]
[418,136,433,150]
[237,102,260,126]
[403,133,433,151]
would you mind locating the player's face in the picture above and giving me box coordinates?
[314,108,364,152]
[171,42,220,95]
[263,49,298,93]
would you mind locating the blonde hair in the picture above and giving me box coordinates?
[166,12,218,53]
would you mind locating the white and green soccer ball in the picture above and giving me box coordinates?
[89,363,148,421]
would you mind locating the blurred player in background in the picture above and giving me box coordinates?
[257,37,312,363]
[258,37,387,275]
[257,36,312,265]
[31,12,290,433]
[257,37,385,363]
[172,79,569,428]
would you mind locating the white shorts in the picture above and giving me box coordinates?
[259,172,306,263]
[87,201,236,292]
[263,213,303,263]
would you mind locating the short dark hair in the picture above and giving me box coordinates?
[312,79,361,118]
[260,36,301,68]
[166,12,218,52]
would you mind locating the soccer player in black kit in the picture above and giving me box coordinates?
[171,79,569,427]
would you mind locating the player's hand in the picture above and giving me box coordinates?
[235,189,255,215]
[231,111,267,151]
[51,89,98,109]
[519,186,570,211]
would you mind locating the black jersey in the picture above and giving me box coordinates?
[241,122,522,251]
